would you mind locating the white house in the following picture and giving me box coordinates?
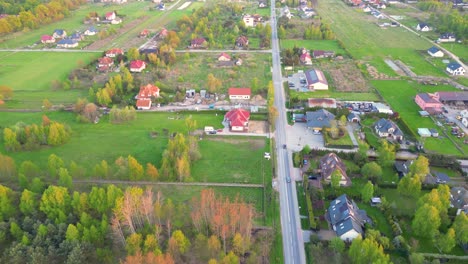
[416,23,431,32]
[328,194,368,241]
[446,62,465,76]
[438,33,456,43]
[228,88,251,100]
[427,46,444,57]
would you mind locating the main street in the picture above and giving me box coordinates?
[270,1,307,263]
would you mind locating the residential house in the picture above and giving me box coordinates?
[111,17,122,24]
[434,91,468,106]
[97,57,114,70]
[235,58,243,66]
[304,69,329,90]
[113,0,127,3]
[292,113,307,123]
[418,128,432,137]
[70,32,84,42]
[394,160,413,177]
[377,3,386,8]
[189,38,207,49]
[140,29,150,38]
[371,11,384,19]
[218,52,231,61]
[52,29,67,39]
[235,36,249,48]
[328,194,367,241]
[374,118,404,140]
[300,52,312,65]
[129,60,146,72]
[438,33,456,42]
[157,3,165,10]
[319,153,351,186]
[157,28,168,39]
[84,27,98,36]
[41,35,55,44]
[105,11,116,21]
[450,187,468,214]
[242,14,263,27]
[429,128,439,137]
[259,1,267,8]
[433,171,451,184]
[427,46,443,57]
[224,108,250,132]
[363,6,372,12]
[106,48,124,58]
[56,39,78,48]
[416,23,431,31]
[228,88,251,100]
[312,50,335,59]
[446,62,465,76]
[306,109,335,131]
[135,84,160,110]
[307,98,337,108]
[414,93,443,114]
[462,117,468,128]
[347,112,360,122]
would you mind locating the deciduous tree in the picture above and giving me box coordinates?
[397,174,421,198]
[361,162,382,182]
[452,212,468,246]
[412,204,440,238]
[19,189,37,216]
[377,140,395,167]
[0,185,15,221]
[361,181,374,202]
[39,185,71,224]
[348,236,390,264]
[434,228,456,253]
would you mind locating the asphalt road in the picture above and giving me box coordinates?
[270,1,306,263]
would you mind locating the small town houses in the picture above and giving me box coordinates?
[106,48,124,58]
[135,84,160,110]
[427,46,443,57]
[446,62,465,76]
[129,60,146,73]
[41,35,55,44]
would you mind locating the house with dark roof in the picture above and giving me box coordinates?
[235,36,249,48]
[319,153,351,186]
[327,194,368,241]
[394,160,413,178]
[189,37,207,49]
[56,39,78,48]
[312,50,335,59]
[374,118,404,140]
[347,112,360,122]
[304,69,328,90]
[70,32,84,41]
[224,108,250,132]
[292,113,306,123]
[438,33,456,42]
[415,93,443,114]
[53,29,67,39]
[446,62,465,76]
[84,26,98,36]
[433,171,451,184]
[416,23,431,31]
[228,88,251,100]
[450,187,468,214]
[306,109,335,131]
[435,91,468,106]
[427,46,443,57]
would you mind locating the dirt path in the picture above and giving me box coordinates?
[73,179,264,188]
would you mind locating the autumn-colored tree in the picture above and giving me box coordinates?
[434,228,456,253]
[82,103,99,122]
[0,85,13,100]
[146,163,159,180]
[412,204,440,238]
[168,230,190,258]
[207,73,222,93]
[0,153,16,179]
[3,127,20,152]
[42,98,52,111]
[348,236,390,264]
[410,155,430,182]
[126,233,143,256]
[128,155,144,181]
[221,251,239,264]
[47,154,64,177]
[452,212,468,246]
[207,235,222,259]
[377,140,396,167]
[58,168,73,189]
[127,48,140,61]
[398,174,421,198]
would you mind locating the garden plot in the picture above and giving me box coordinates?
[321,59,370,92]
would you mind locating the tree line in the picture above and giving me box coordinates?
[0,0,87,35]
[3,115,71,152]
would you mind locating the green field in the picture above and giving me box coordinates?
[317,0,445,77]
[439,42,468,63]
[280,39,347,54]
[0,51,100,109]
[372,80,466,155]
[0,2,152,49]
[290,89,380,101]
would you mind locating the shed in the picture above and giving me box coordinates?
[418,128,431,137]
[371,197,382,206]
[429,128,439,137]
[419,111,430,117]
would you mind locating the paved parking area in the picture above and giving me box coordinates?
[285,122,325,152]
[287,72,309,92]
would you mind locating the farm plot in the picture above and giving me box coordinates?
[281,39,346,54]
[320,59,370,92]
[317,0,444,77]
[0,51,100,109]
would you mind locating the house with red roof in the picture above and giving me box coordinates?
[189,38,207,49]
[41,35,56,44]
[140,29,150,38]
[97,57,114,72]
[135,84,160,110]
[157,28,168,39]
[129,60,146,72]
[415,93,443,114]
[235,36,249,48]
[218,53,231,61]
[304,69,329,90]
[106,48,124,58]
[224,108,250,132]
[105,11,116,21]
[228,88,251,100]
[299,50,312,65]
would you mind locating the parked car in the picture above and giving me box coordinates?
[303,159,308,165]
[308,175,317,180]
[283,144,287,149]
[209,131,217,134]
[286,176,291,183]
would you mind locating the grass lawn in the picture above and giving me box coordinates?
[0,51,100,109]
[0,111,222,171]
[325,131,354,147]
[358,203,392,237]
[296,182,311,229]
[371,80,464,156]
[317,0,445,77]
[0,2,152,49]
[280,39,346,54]
[192,137,271,184]
[439,42,468,63]
[429,166,461,178]
[378,188,426,217]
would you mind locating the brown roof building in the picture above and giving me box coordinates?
[319,153,351,186]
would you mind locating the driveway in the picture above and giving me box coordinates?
[285,122,325,152]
